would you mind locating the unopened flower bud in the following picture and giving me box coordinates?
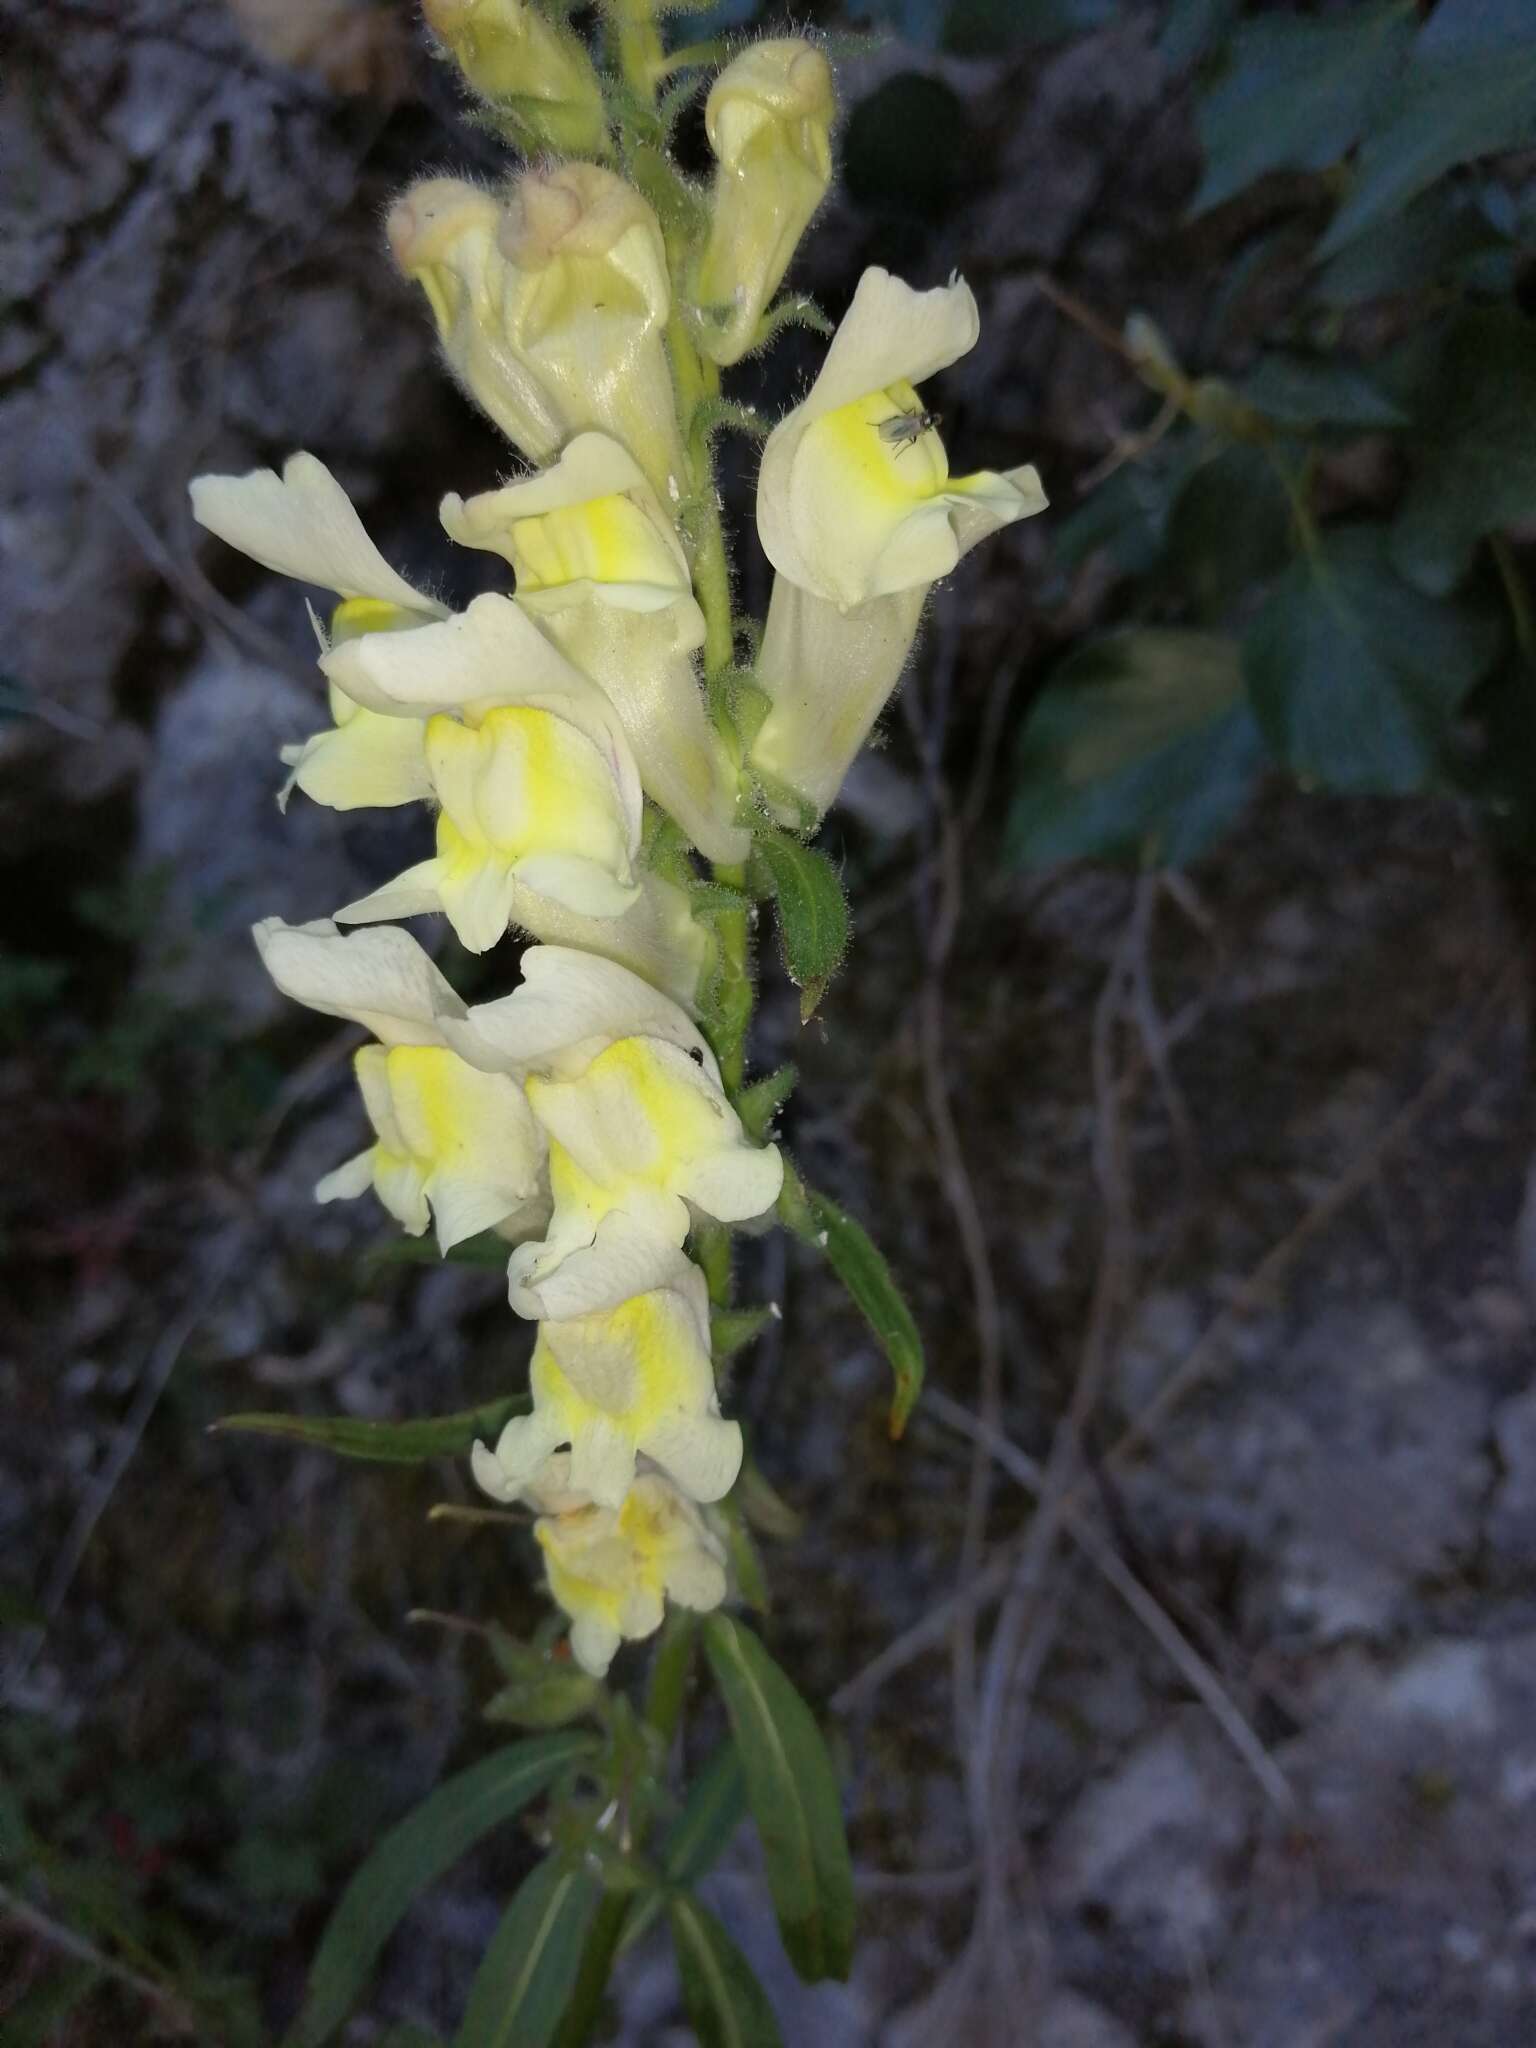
[387,177,565,462]
[694,39,834,367]
[421,0,608,157]
[496,162,688,503]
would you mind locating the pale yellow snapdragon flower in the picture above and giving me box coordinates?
[472,1251,740,1509]
[750,266,1047,816]
[521,1459,729,1679]
[189,453,441,811]
[253,919,548,1250]
[694,38,835,367]
[389,167,688,503]
[442,433,747,862]
[190,456,707,1004]
[321,593,644,952]
[440,948,783,1319]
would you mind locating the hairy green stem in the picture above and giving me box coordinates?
[710,861,753,1095]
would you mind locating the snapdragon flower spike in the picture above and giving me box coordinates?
[531,1464,729,1679]
[252,919,548,1251]
[189,454,443,811]
[441,434,748,862]
[751,266,1047,817]
[471,1252,740,1509]
[322,593,644,953]
[694,38,836,368]
[441,948,783,1319]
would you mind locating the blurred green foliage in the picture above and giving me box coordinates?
[1005,0,1536,871]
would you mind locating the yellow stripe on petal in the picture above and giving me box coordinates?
[287,703,430,811]
[330,597,426,643]
[507,494,684,597]
[789,381,953,608]
[427,707,631,871]
[422,706,636,945]
[534,1471,726,1673]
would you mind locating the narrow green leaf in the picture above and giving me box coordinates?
[752,833,849,1023]
[779,1170,924,1438]
[457,1855,602,2048]
[670,1894,786,2048]
[1191,3,1414,214]
[1243,525,1501,793]
[701,1616,854,1985]
[711,1305,775,1365]
[214,1394,529,1467]
[1006,629,1266,871]
[664,1742,749,1887]
[286,1734,596,2047]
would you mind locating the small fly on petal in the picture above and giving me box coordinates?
[879,406,943,453]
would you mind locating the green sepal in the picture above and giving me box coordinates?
[749,294,834,350]
[710,1304,776,1365]
[733,1063,797,1142]
[482,1635,604,1732]
[750,831,849,1023]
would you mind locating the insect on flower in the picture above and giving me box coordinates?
[879,404,943,452]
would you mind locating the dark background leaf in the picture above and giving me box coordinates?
[1391,307,1536,596]
[1191,4,1413,215]
[1008,630,1267,869]
[1243,526,1501,793]
[1316,8,1536,257]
